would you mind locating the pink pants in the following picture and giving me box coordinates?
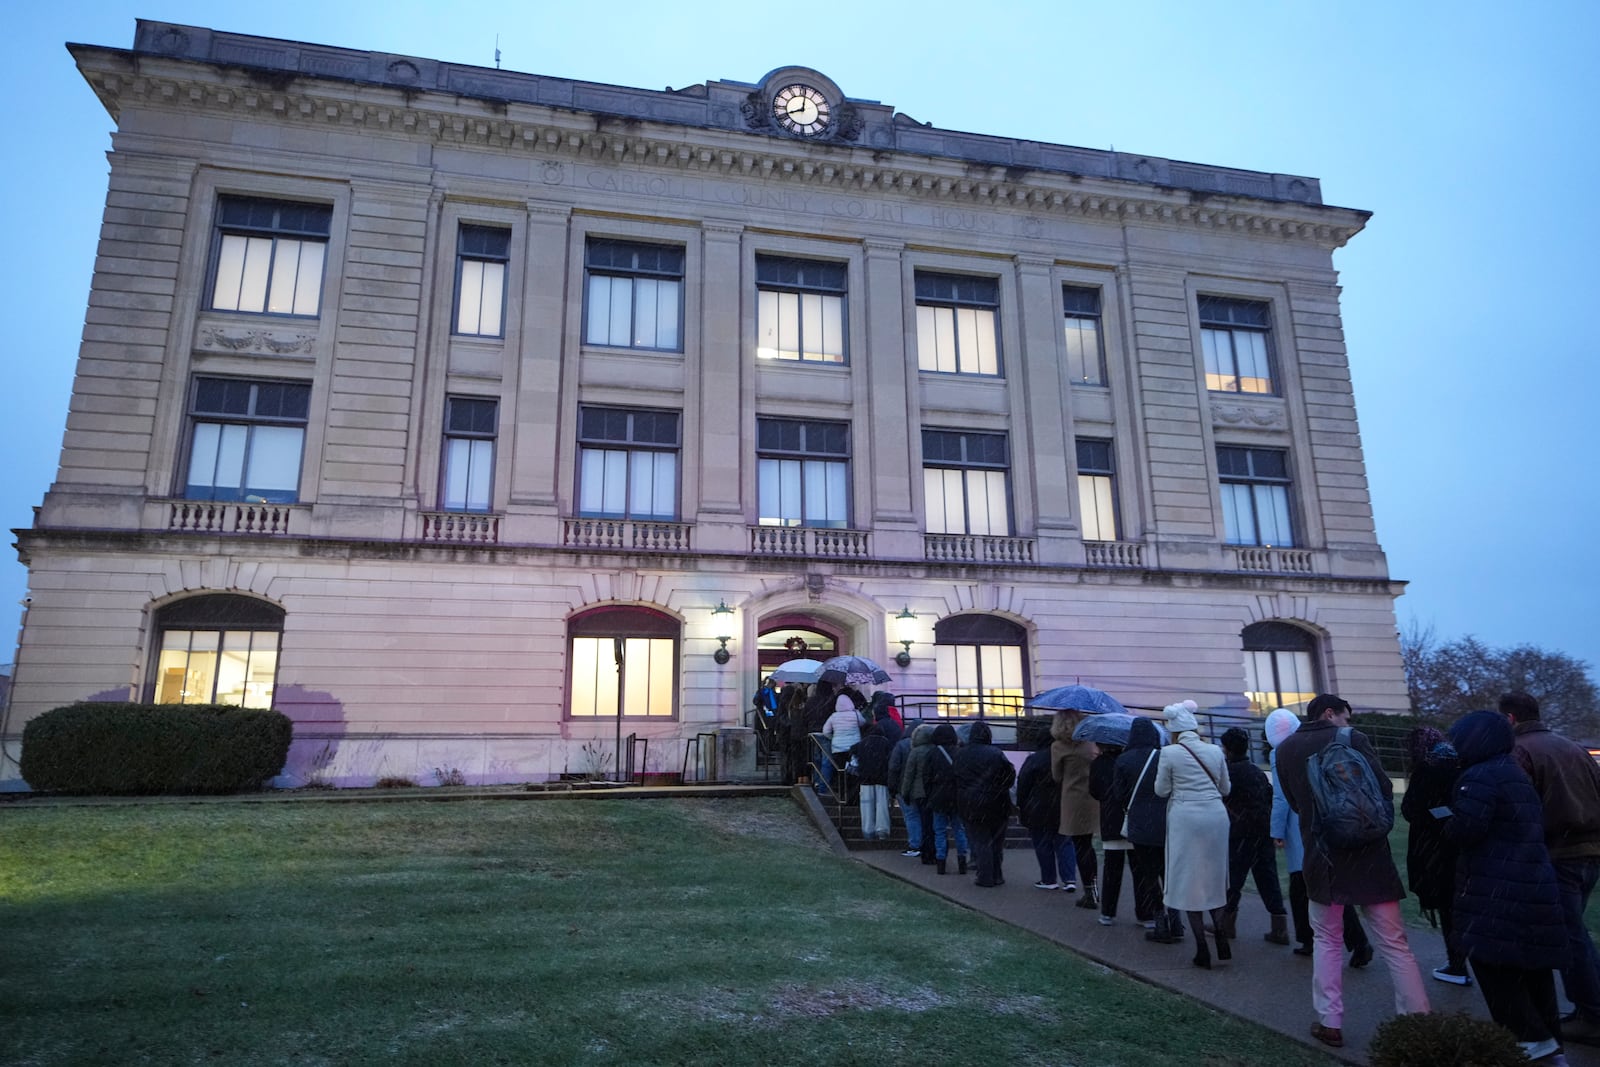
[1308,899,1431,1027]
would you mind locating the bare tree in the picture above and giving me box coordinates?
[1401,623,1600,738]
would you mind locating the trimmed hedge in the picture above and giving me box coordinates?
[1369,1010,1526,1067]
[20,702,293,795]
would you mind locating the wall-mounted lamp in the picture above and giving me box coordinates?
[711,599,735,665]
[893,606,918,667]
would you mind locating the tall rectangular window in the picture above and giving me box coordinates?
[441,397,497,512]
[1063,286,1106,386]
[577,407,680,521]
[756,255,847,364]
[915,273,1001,376]
[1076,438,1119,542]
[455,225,510,337]
[922,429,1010,536]
[568,606,678,719]
[583,238,684,351]
[1217,445,1295,546]
[1200,296,1275,394]
[184,377,310,503]
[209,196,331,317]
[757,418,849,528]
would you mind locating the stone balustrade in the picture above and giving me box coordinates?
[923,534,1037,565]
[563,518,692,552]
[749,526,870,559]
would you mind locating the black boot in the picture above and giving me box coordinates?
[958,854,969,875]
[1265,913,1291,946]
[1187,911,1213,967]
[1146,913,1182,944]
[1075,880,1099,909]
[1212,909,1231,961]
[936,857,947,875]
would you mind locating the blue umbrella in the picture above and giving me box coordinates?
[1028,684,1128,716]
[1072,712,1169,747]
[819,655,891,687]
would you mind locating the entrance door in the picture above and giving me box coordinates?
[756,614,842,675]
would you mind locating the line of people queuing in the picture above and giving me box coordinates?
[780,682,1600,1065]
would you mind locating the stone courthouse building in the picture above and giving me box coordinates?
[4,19,1407,786]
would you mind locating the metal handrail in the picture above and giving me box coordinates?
[622,733,649,784]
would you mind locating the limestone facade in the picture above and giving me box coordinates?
[3,20,1405,787]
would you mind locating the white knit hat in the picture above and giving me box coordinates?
[1163,699,1200,734]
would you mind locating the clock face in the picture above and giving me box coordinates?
[772,84,832,137]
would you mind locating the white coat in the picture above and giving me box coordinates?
[1154,732,1232,911]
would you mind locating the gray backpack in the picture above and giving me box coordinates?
[1306,727,1393,849]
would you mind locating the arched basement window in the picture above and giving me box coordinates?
[934,614,1029,717]
[1242,621,1321,715]
[151,594,284,708]
[568,606,679,719]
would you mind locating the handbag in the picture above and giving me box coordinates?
[1120,750,1157,839]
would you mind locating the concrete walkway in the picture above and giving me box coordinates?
[855,846,1600,1066]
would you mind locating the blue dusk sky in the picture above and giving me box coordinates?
[3,1,1596,679]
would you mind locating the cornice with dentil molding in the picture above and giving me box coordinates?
[80,64,1368,250]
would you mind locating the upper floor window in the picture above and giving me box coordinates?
[1063,286,1106,386]
[455,225,510,337]
[1200,296,1274,394]
[756,255,847,364]
[922,429,1010,536]
[441,397,497,512]
[209,196,331,317]
[757,418,849,528]
[1076,438,1119,542]
[584,238,684,351]
[1217,445,1294,547]
[184,377,310,504]
[916,273,1000,376]
[151,594,283,709]
[577,407,680,521]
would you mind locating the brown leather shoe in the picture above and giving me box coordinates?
[1310,1023,1344,1048]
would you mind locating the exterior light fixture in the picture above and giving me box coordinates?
[711,599,735,665]
[893,606,918,667]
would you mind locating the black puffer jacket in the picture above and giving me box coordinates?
[955,721,1016,829]
[1445,710,1568,970]
[1017,746,1060,833]
[1224,757,1273,841]
[1401,733,1460,911]
[1113,717,1166,847]
[923,724,961,815]
[855,724,893,787]
[1088,745,1125,843]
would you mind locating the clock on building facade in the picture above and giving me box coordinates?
[771,83,831,137]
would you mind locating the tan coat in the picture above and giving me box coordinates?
[1050,713,1100,837]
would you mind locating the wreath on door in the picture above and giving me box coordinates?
[784,636,809,653]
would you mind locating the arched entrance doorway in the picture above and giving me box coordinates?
[755,613,844,674]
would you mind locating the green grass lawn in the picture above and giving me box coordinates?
[0,796,1339,1067]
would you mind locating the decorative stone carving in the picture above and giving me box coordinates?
[833,104,864,143]
[386,60,421,85]
[153,26,190,55]
[740,91,771,131]
[1212,402,1287,430]
[198,326,316,355]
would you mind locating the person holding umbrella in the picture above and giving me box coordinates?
[1051,710,1100,904]
[1116,716,1181,944]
